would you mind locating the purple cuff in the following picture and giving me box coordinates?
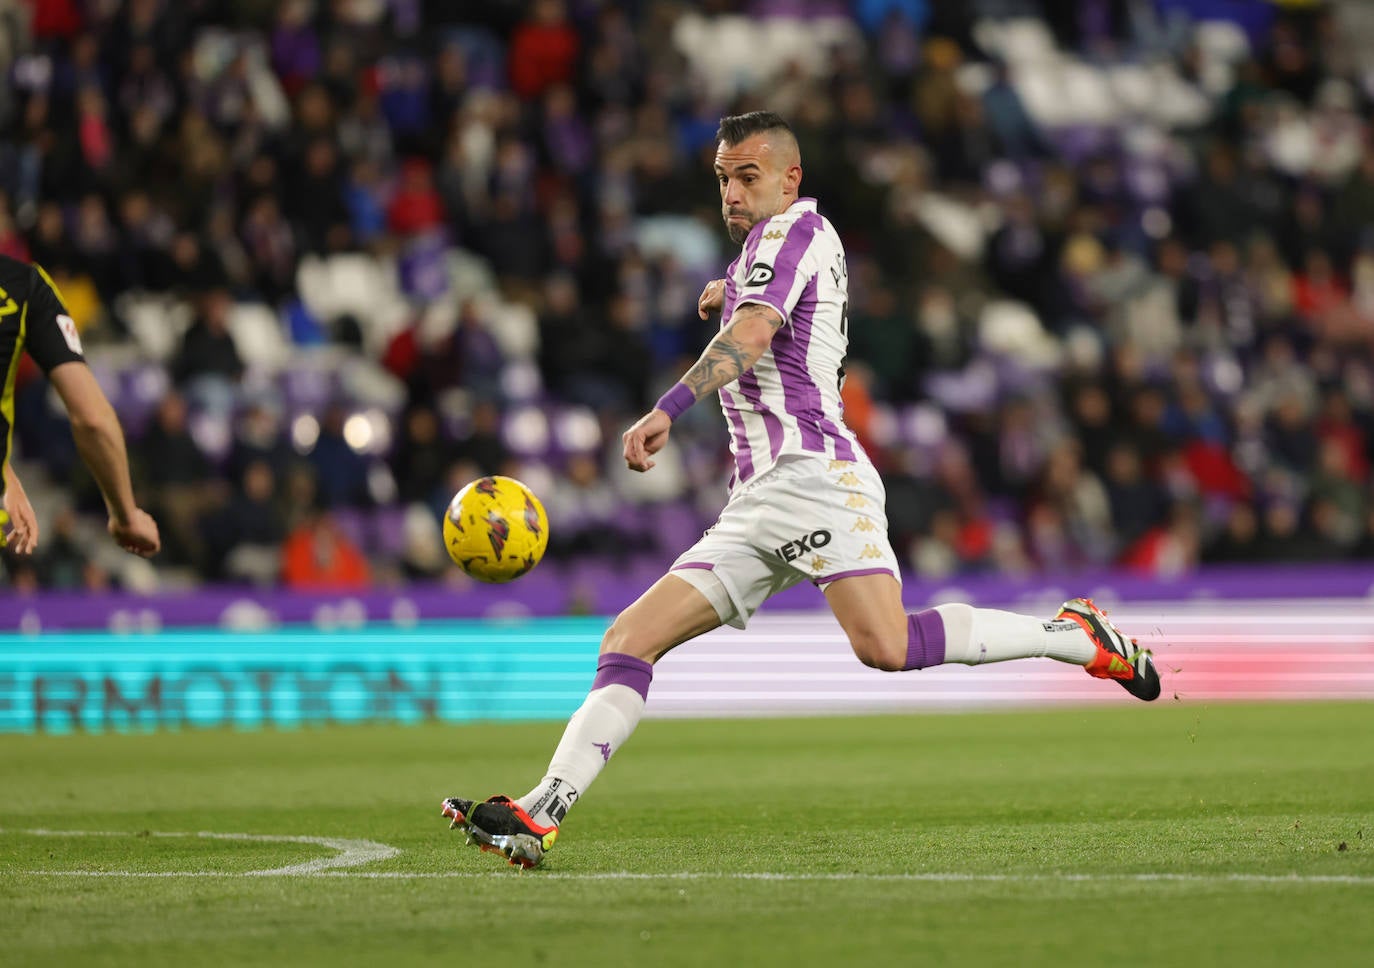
[903,609,946,671]
[654,382,696,422]
[591,652,654,701]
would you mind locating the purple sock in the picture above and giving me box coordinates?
[903,609,947,670]
[591,652,654,700]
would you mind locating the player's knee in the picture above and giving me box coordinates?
[848,629,904,672]
[599,618,632,655]
[599,616,656,662]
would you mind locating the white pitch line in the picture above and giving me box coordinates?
[10,829,1371,886]
[193,832,400,875]
[22,869,1374,886]
[3,828,399,875]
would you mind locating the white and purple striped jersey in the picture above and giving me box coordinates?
[718,197,862,487]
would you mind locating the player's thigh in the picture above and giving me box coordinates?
[601,573,723,663]
[822,571,907,670]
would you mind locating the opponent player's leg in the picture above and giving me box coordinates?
[443,574,721,867]
[822,573,1160,699]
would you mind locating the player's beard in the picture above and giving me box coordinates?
[724,208,754,244]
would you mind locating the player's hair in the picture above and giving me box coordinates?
[715,111,795,147]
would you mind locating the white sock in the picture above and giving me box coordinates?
[935,603,1096,666]
[517,662,649,828]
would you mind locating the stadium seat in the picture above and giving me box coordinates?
[650,502,707,553]
[502,405,552,458]
[228,302,292,371]
[118,363,172,440]
[116,293,194,362]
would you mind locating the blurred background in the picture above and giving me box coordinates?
[2,0,1373,602]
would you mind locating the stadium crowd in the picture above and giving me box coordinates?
[2,0,1374,593]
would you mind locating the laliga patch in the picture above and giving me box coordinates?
[744,263,774,286]
[56,314,83,355]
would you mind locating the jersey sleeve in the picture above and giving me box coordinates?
[733,214,822,325]
[23,264,85,373]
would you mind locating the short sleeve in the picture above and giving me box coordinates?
[733,214,821,325]
[23,265,85,373]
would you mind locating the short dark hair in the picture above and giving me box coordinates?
[715,111,794,147]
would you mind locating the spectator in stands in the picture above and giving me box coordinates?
[137,390,224,569]
[164,231,227,295]
[544,452,624,561]
[281,509,371,590]
[202,458,287,584]
[452,400,509,478]
[31,508,98,591]
[287,136,351,255]
[508,0,580,101]
[172,287,244,410]
[240,194,297,299]
[391,404,453,505]
[1103,440,1166,550]
[28,203,73,274]
[387,157,446,238]
[227,403,294,487]
[309,403,373,508]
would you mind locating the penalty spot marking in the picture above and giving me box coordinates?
[5,828,399,875]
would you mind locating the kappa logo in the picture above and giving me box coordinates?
[850,517,879,533]
[775,529,832,562]
[828,460,853,470]
[844,494,870,509]
[744,263,774,286]
[809,555,828,573]
[762,230,786,241]
[836,471,860,486]
[858,544,886,560]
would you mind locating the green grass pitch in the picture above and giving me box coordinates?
[2,702,1372,967]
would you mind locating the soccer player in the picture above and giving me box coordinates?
[443,112,1159,868]
[0,254,160,558]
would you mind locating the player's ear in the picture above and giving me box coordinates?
[785,163,803,194]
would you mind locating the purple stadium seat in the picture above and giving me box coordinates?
[371,505,410,560]
[329,507,369,549]
[501,406,553,458]
[186,408,234,465]
[280,366,336,416]
[650,502,707,553]
[119,363,172,439]
[986,496,1021,524]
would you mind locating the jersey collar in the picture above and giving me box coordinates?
[743,197,818,246]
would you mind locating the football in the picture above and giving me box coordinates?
[443,475,550,583]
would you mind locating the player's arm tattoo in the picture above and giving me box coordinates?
[681,303,783,399]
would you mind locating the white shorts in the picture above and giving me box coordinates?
[670,455,901,629]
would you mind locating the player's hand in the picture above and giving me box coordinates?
[697,278,727,319]
[109,508,161,558]
[623,408,673,472]
[2,482,39,555]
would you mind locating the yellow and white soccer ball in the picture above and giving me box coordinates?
[443,476,550,583]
